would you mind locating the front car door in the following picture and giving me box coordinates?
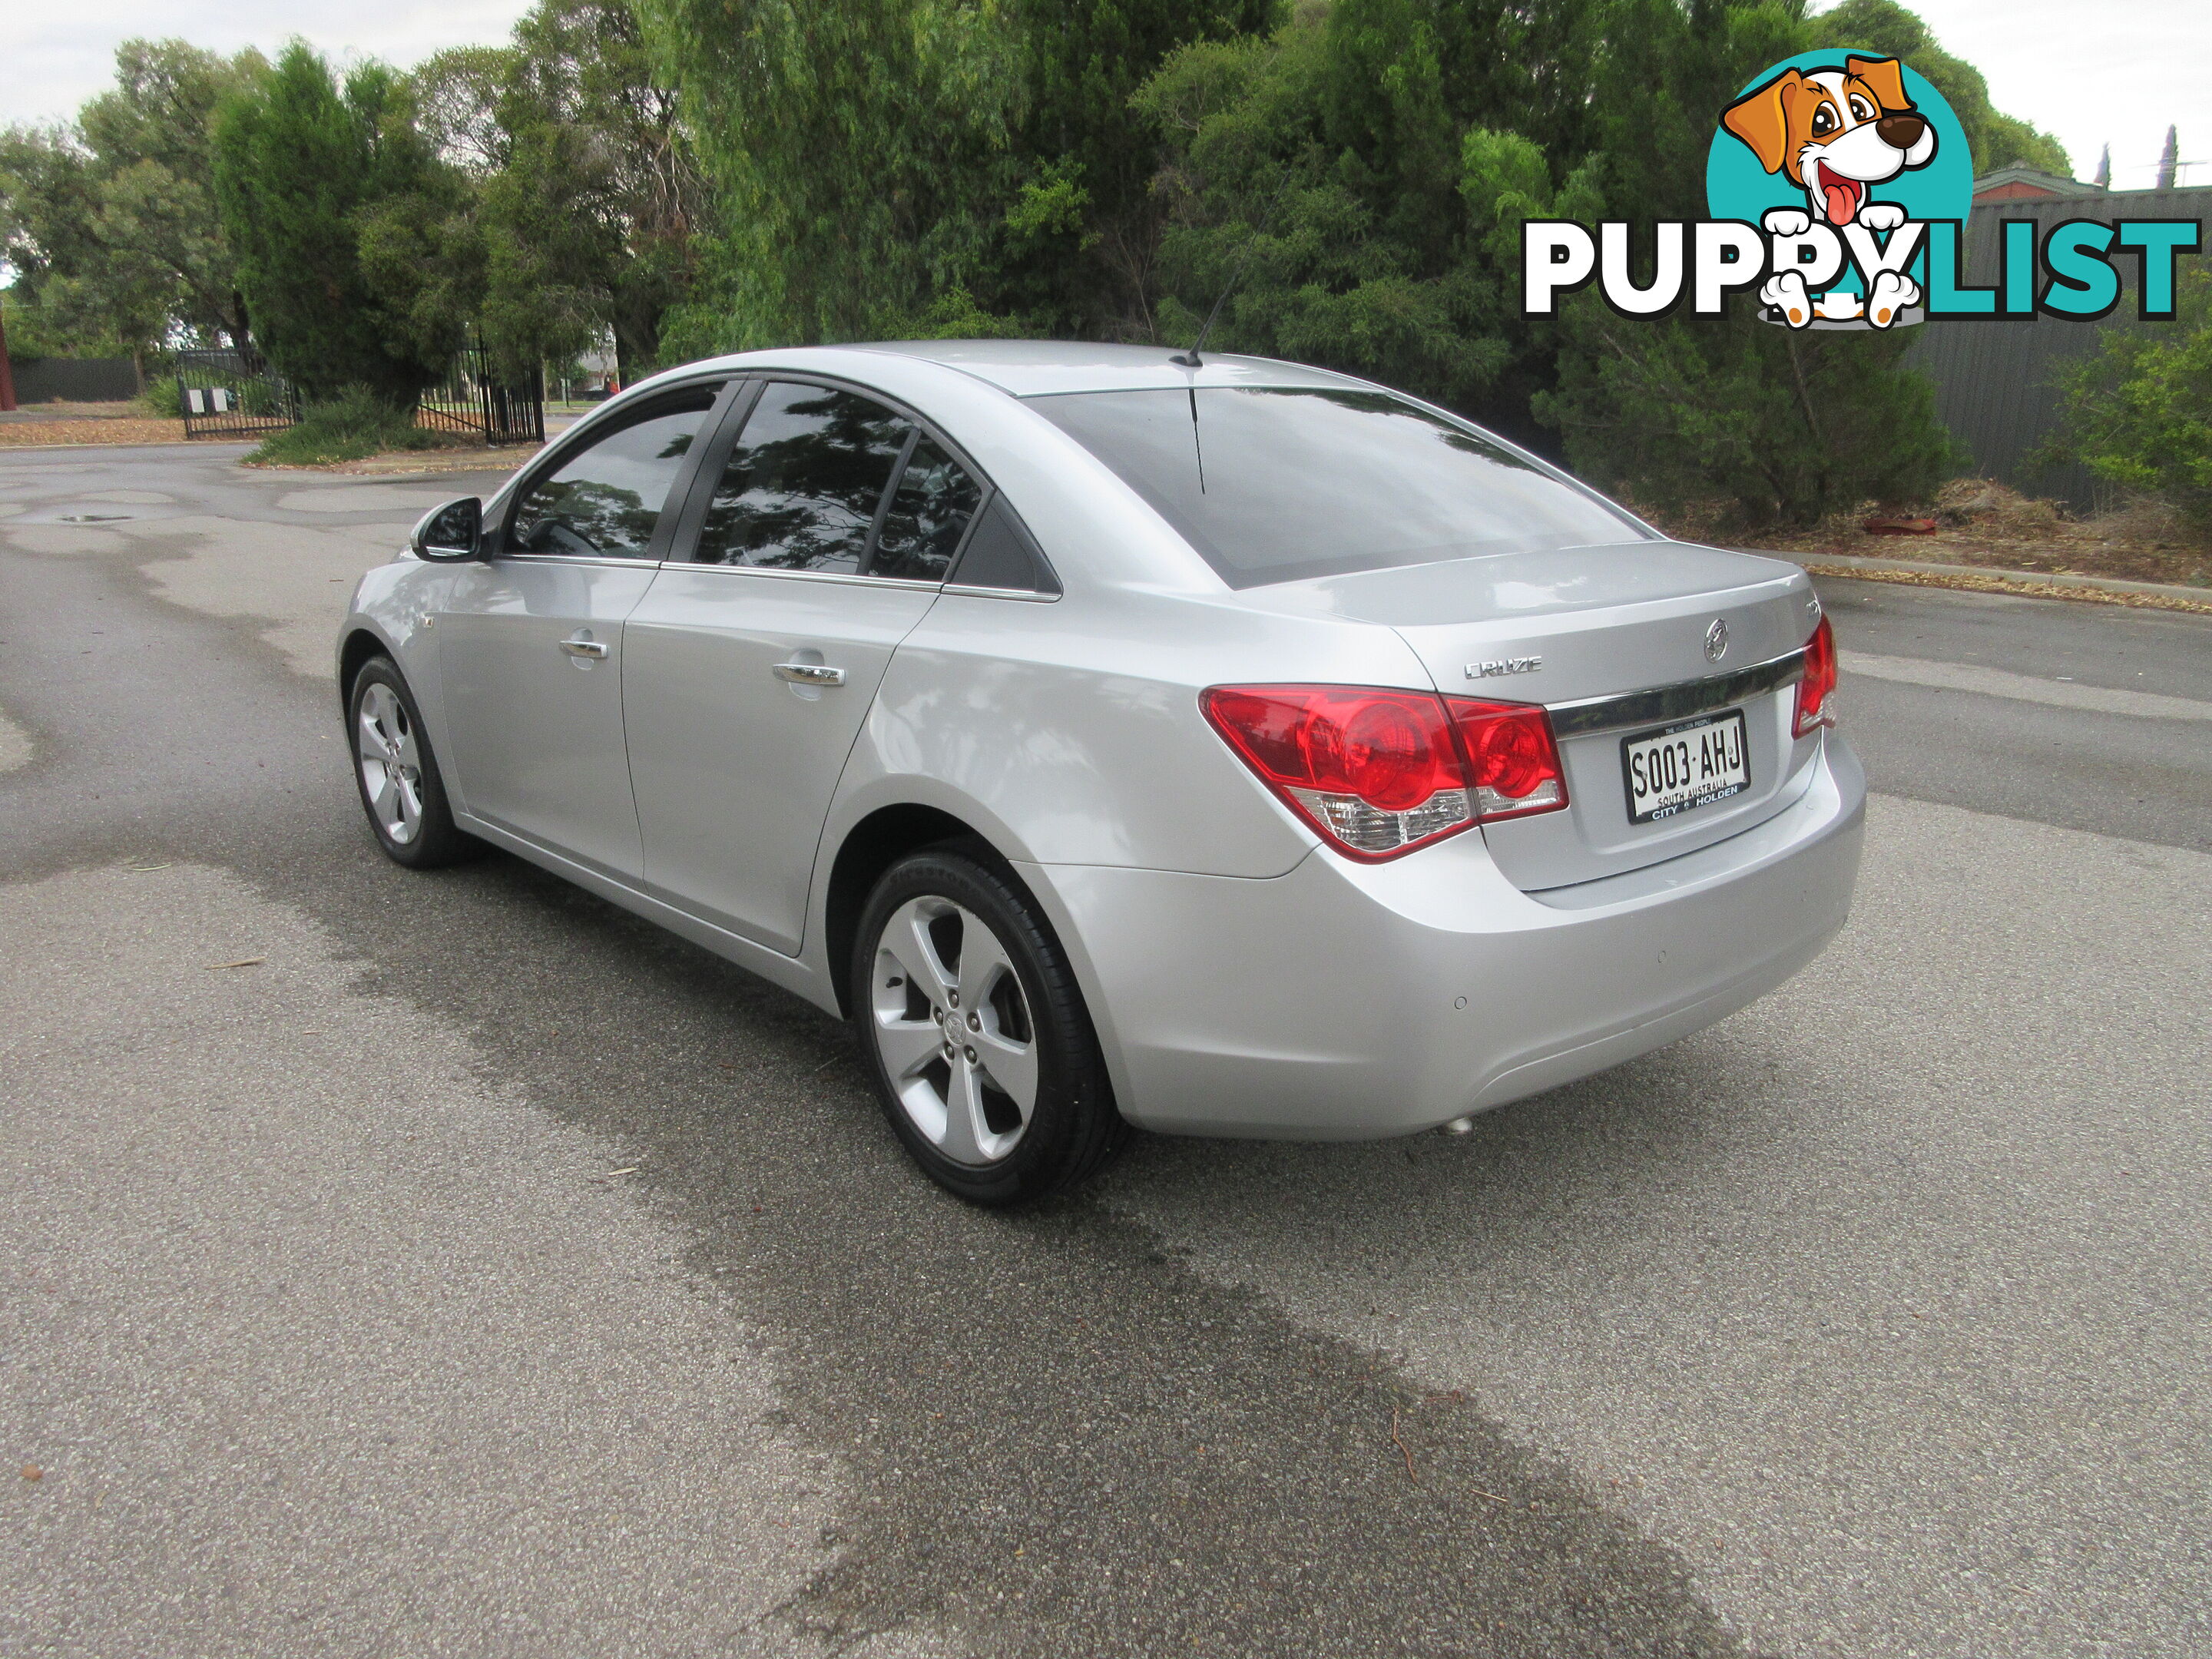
[439,382,727,877]
[624,379,986,954]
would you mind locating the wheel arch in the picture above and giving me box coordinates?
[338,626,393,717]
[823,803,1001,1018]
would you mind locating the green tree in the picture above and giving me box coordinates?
[637,0,1022,349]
[212,43,478,402]
[1134,15,1512,415]
[0,41,266,379]
[1134,0,1973,519]
[412,45,515,180]
[639,0,1269,353]
[0,127,173,369]
[1136,0,1803,435]
[471,0,710,382]
[993,0,1274,336]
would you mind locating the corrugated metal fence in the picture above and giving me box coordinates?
[5,358,141,403]
[1905,186,2210,508]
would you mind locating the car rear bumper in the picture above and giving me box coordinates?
[1023,734,1865,1139]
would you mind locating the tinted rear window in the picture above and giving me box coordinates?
[1027,387,1647,588]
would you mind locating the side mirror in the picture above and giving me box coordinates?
[412,497,482,561]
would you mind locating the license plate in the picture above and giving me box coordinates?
[1621,710,1750,824]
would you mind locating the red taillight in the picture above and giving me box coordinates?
[1200,684,1568,860]
[1793,614,1837,737]
[1450,699,1569,821]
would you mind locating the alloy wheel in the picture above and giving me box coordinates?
[356,681,426,846]
[869,896,1040,1166]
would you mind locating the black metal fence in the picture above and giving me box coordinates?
[176,347,299,440]
[175,336,545,448]
[418,339,545,446]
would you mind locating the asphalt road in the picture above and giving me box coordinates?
[2,445,2208,1658]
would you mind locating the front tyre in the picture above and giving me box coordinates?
[853,849,1124,1205]
[348,655,478,869]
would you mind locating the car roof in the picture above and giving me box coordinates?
[714,339,1376,399]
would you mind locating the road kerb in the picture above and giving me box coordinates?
[1775,551,2212,615]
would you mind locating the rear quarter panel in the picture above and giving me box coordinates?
[833,581,1438,877]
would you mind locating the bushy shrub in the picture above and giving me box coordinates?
[1538,305,1960,527]
[243,386,457,465]
[2053,268,2212,533]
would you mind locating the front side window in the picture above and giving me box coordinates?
[508,392,717,558]
[1027,387,1649,589]
[694,382,912,572]
[872,435,984,581]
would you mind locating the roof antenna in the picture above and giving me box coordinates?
[1169,171,1294,369]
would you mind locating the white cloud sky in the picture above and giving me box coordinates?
[1,0,2206,189]
[3,0,537,128]
[1893,0,2211,186]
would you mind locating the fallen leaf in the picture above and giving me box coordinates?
[204,958,265,971]
[21,1465,41,1482]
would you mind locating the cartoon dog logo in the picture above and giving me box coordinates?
[1722,55,1936,328]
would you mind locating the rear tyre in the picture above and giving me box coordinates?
[853,848,1125,1205]
[348,655,479,869]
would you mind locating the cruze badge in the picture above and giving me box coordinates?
[1704,619,1730,661]
[1465,655,1543,680]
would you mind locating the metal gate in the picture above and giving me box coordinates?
[418,339,545,446]
[175,348,298,440]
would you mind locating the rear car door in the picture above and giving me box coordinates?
[439,383,726,876]
[623,379,985,954]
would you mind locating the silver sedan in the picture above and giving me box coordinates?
[339,341,1863,1204]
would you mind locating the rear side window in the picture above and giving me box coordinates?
[508,391,717,558]
[949,496,1058,594]
[1027,387,1647,589]
[872,435,982,581]
[694,382,912,572]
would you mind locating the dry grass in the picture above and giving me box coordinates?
[0,418,190,447]
[1657,480,2212,590]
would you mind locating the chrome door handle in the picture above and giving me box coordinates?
[773,661,846,687]
[559,634,609,659]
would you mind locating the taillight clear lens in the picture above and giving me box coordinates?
[1449,698,1569,819]
[1201,684,1567,860]
[1793,614,1837,736]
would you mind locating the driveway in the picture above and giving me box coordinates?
[3,444,2208,1657]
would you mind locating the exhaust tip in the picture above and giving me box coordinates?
[1440,1115,1476,1135]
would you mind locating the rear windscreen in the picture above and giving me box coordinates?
[1026,386,1649,588]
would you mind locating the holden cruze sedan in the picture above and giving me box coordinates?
[339,341,1863,1204]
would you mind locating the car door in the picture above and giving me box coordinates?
[623,379,986,954]
[439,382,728,877]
